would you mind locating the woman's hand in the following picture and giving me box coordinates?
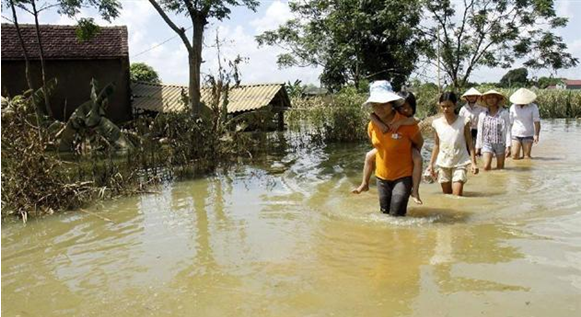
[471,163,479,175]
[426,164,436,177]
[388,121,402,132]
[505,146,511,158]
[534,135,539,144]
[379,122,390,134]
[476,148,481,156]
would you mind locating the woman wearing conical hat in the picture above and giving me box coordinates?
[508,88,541,159]
[459,88,486,149]
[475,90,512,171]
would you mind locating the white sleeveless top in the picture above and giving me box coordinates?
[431,115,471,168]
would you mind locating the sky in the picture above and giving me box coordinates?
[5,0,581,86]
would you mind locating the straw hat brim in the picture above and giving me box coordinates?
[461,88,482,101]
[509,88,537,105]
[480,90,506,104]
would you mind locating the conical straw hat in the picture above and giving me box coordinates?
[461,87,482,101]
[480,89,506,105]
[509,88,537,105]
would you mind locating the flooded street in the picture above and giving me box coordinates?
[2,120,581,316]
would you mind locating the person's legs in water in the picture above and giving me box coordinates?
[389,176,412,216]
[353,149,377,194]
[522,138,534,159]
[495,145,506,169]
[376,178,392,214]
[410,148,423,204]
[451,167,467,196]
[482,152,493,171]
[438,167,454,194]
[452,182,464,196]
[511,139,523,160]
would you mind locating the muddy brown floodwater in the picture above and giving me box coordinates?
[2,120,581,316]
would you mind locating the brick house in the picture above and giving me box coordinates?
[1,23,132,122]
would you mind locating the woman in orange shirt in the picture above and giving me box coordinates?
[364,81,424,216]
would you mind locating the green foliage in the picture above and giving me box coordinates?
[1,80,264,219]
[57,0,121,22]
[1,91,155,220]
[500,68,529,88]
[256,0,425,90]
[286,90,367,143]
[130,62,161,84]
[488,88,581,118]
[75,18,101,42]
[423,0,578,88]
[286,80,305,98]
[413,83,440,118]
[57,79,131,153]
[536,76,563,88]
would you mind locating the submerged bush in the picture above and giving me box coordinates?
[1,93,260,220]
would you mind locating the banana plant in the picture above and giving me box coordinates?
[57,79,132,152]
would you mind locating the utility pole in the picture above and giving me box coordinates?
[437,26,441,93]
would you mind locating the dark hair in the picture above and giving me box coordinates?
[398,91,417,115]
[439,91,458,104]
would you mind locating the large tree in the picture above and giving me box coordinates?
[130,62,161,84]
[255,0,426,91]
[421,0,578,89]
[499,67,528,87]
[147,0,258,116]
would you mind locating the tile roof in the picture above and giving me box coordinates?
[131,82,291,114]
[564,79,581,86]
[1,23,128,60]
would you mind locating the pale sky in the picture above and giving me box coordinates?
[6,0,581,86]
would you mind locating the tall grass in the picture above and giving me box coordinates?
[494,88,581,118]
[286,87,580,144]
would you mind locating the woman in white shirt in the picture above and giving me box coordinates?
[427,92,479,196]
[509,88,541,159]
[476,90,511,171]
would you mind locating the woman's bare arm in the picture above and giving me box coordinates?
[464,123,479,174]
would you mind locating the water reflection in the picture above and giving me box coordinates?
[2,120,581,316]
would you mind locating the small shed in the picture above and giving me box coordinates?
[1,23,131,122]
[131,82,292,130]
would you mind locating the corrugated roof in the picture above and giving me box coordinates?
[1,23,128,60]
[131,82,290,114]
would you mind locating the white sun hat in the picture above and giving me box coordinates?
[362,80,404,108]
[461,87,482,101]
[509,88,537,105]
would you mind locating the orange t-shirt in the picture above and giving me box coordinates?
[367,113,420,181]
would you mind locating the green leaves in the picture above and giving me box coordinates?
[256,0,424,90]
[58,0,121,22]
[75,18,101,42]
[423,0,578,88]
[130,63,161,84]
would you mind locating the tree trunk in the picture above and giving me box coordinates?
[190,15,207,116]
[31,0,53,118]
[10,0,34,92]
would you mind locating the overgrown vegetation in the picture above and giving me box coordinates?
[1,80,261,220]
[286,85,581,143]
